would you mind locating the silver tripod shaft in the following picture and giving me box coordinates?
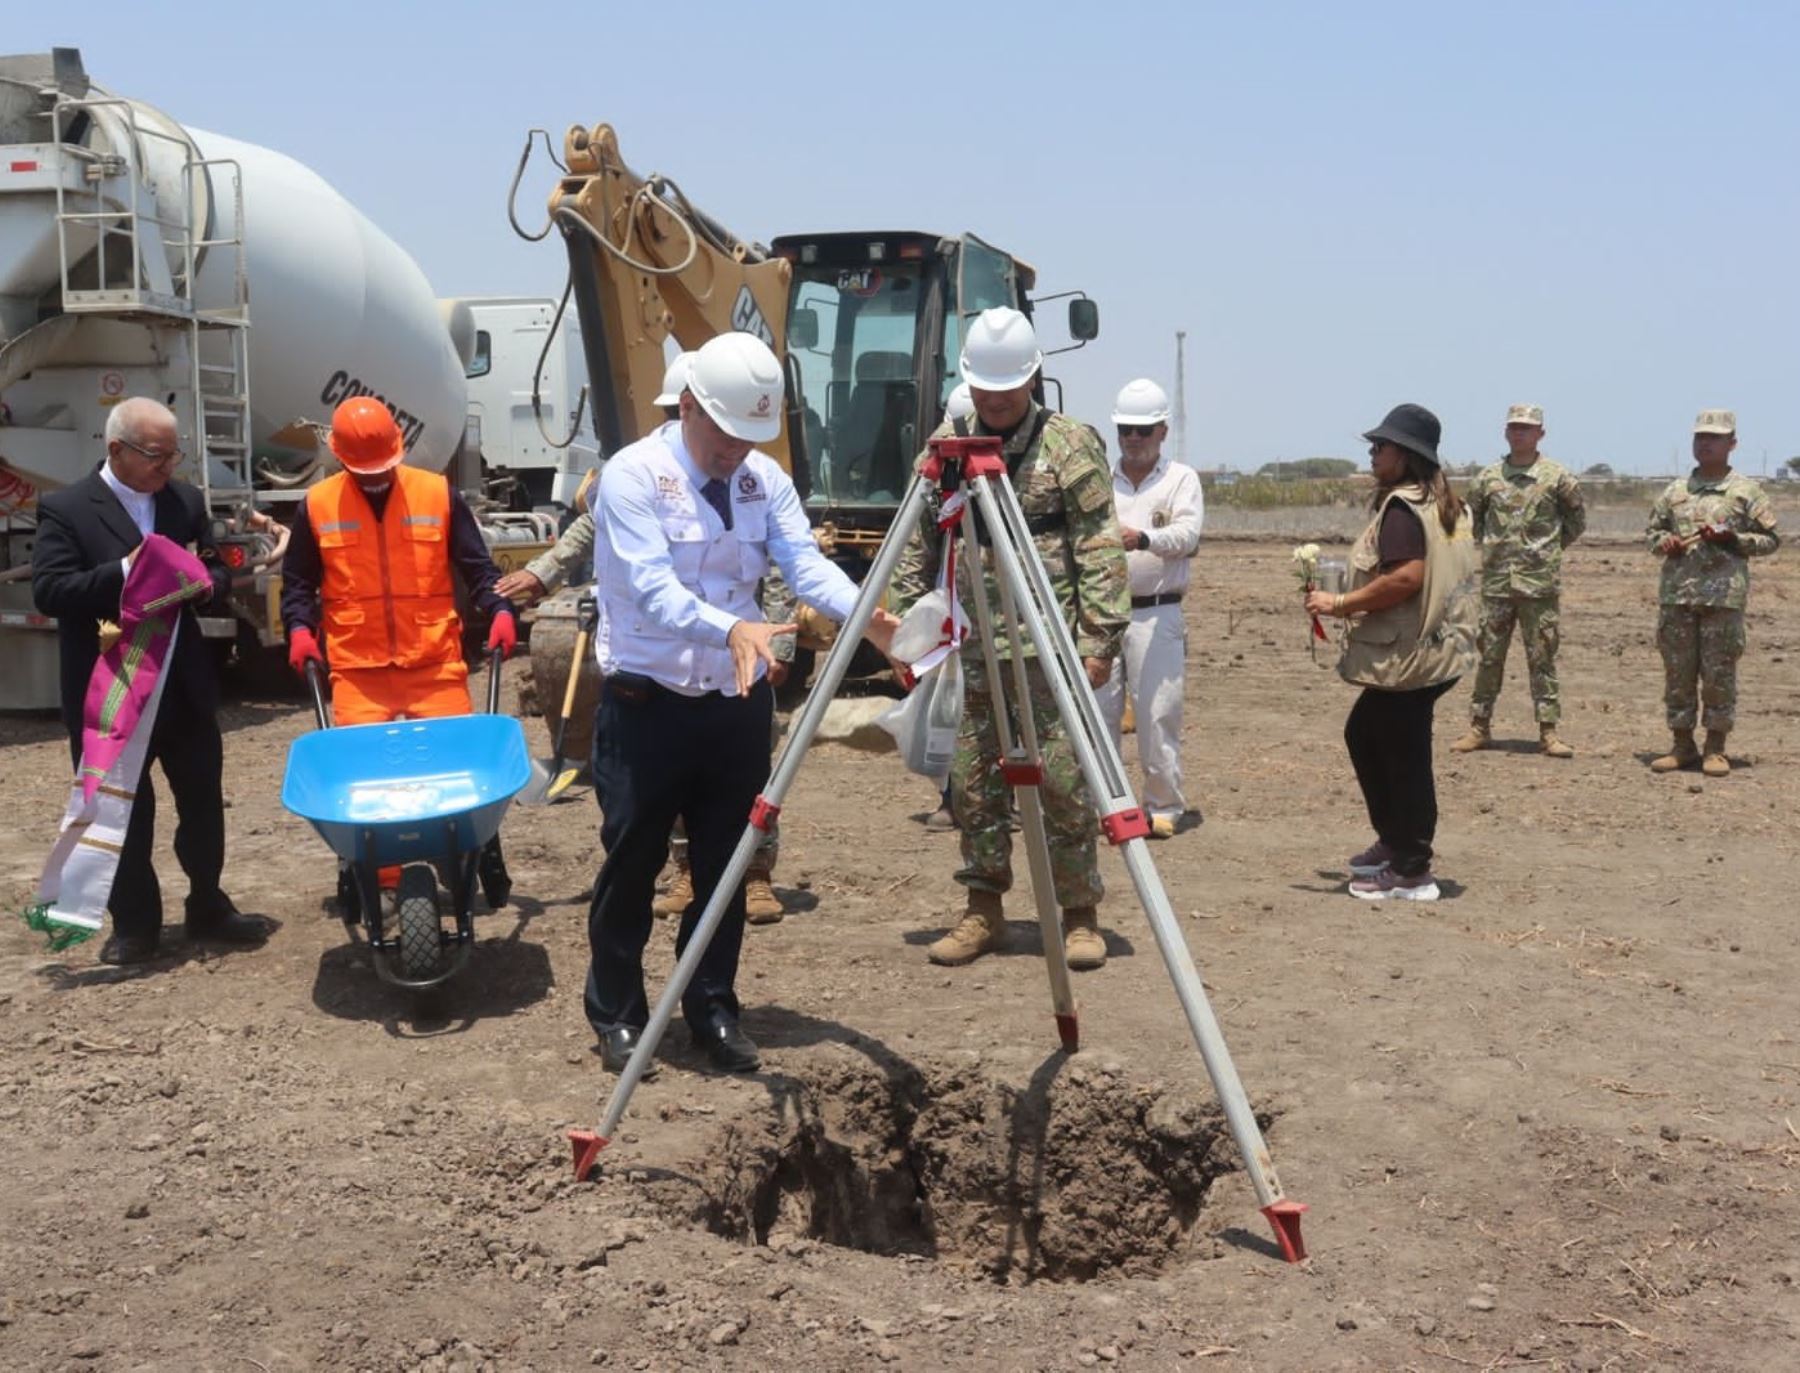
[967,473,1290,1211]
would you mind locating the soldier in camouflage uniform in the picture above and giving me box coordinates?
[890,308,1129,971]
[1645,410,1780,777]
[1452,404,1587,757]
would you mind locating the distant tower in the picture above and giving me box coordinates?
[1172,330,1188,466]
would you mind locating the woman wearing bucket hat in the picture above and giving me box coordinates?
[1303,404,1478,901]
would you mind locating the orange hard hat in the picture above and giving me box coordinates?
[328,397,405,474]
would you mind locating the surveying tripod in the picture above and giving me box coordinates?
[569,435,1308,1263]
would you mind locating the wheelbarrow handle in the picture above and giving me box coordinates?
[303,658,333,730]
[486,644,506,715]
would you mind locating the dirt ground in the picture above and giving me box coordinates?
[4,533,1799,1373]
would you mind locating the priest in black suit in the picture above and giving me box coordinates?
[31,397,267,965]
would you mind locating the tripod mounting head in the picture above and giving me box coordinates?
[922,435,1007,487]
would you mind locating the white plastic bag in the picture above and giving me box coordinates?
[877,651,964,779]
[890,587,965,668]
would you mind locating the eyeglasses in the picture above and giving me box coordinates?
[1117,425,1158,438]
[119,439,183,466]
[1368,442,1391,458]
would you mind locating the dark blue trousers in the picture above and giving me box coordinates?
[583,673,773,1035]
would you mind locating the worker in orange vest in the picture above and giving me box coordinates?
[280,397,518,906]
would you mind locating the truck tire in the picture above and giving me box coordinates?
[395,865,443,982]
[520,589,602,778]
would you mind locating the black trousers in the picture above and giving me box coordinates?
[1344,679,1457,878]
[583,674,773,1036]
[67,690,226,941]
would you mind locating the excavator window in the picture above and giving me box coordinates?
[788,263,925,509]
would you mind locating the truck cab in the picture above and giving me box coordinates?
[772,230,1094,577]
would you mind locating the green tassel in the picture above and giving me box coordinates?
[21,903,96,953]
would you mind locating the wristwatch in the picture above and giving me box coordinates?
[1136,530,1151,551]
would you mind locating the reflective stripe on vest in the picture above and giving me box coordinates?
[304,466,463,671]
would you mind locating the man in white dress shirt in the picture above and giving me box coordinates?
[582,332,898,1075]
[1095,379,1204,838]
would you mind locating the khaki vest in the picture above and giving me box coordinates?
[1337,484,1478,691]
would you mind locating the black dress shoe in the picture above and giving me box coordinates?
[183,894,269,945]
[692,1021,760,1074]
[98,934,158,966]
[597,1026,658,1078]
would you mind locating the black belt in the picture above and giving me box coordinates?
[1131,593,1183,610]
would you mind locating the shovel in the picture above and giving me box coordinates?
[523,593,597,804]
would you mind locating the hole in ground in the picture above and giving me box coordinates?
[686,1047,1265,1282]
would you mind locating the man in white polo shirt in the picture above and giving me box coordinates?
[1095,378,1204,837]
[582,332,898,1076]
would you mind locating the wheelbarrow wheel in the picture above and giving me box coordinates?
[395,865,444,981]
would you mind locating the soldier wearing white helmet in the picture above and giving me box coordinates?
[582,331,900,1075]
[653,351,696,411]
[944,382,975,423]
[1095,378,1204,838]
[495,351,698,607]
[891,307,1130,971]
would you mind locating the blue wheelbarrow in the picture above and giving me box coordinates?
[281,652,531,989]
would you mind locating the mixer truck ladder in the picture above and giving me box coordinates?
[48,93,253,505]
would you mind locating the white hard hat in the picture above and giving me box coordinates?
[653,351,694,408]
[945,382,974,422]
[1111,378,1170,426]
[959,307,1042,392]
[688,333,782,442]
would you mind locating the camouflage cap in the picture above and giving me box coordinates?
[1693,409,1736,435]
[1505,403,1544,426]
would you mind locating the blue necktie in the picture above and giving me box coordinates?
[700,477,733,531]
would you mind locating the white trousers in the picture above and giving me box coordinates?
[1097,602,1188,817]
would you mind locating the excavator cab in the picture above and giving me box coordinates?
[773,230,1089,578]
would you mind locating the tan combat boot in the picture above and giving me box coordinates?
[1538,724,1574,759]
[1062,906,1107,971]
[652,860,692,919]
[744,866,785,925]
[928,890,1005,966]
[1450,719,1491,753]
[1650,729,1700,773]
[1701,730,1731,778]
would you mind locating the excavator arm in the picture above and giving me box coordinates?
[549,124,798,472]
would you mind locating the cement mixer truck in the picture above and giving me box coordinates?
[0,48,594,708]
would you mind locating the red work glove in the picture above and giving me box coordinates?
[287,627,324,676]
[486,610,518,661]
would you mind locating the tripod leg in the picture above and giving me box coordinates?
[957,504,1079,1051]
[967,473,1307,1261]
[570,471,935,1179]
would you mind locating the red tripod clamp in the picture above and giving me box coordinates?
[923,435,1007,484]
[749,795,782,832]
[1001,761,1044,786]
[1100,806,1152,845]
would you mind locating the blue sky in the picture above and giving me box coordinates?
[16,1,1798,474]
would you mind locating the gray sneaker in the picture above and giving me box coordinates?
[1348,840,1395,877]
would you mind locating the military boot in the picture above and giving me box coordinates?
[1701,730,1731,778]
[1650,729,1700,773]
[1062,906,1107,971]
[1450,718,1491,753]
[652,860,692,919]
[744,866,785,925]
[1538,724,1575,759]
[927,890,1005,966]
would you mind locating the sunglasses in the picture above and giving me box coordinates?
[1117,424,1158,438]
[120,438,184,466]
